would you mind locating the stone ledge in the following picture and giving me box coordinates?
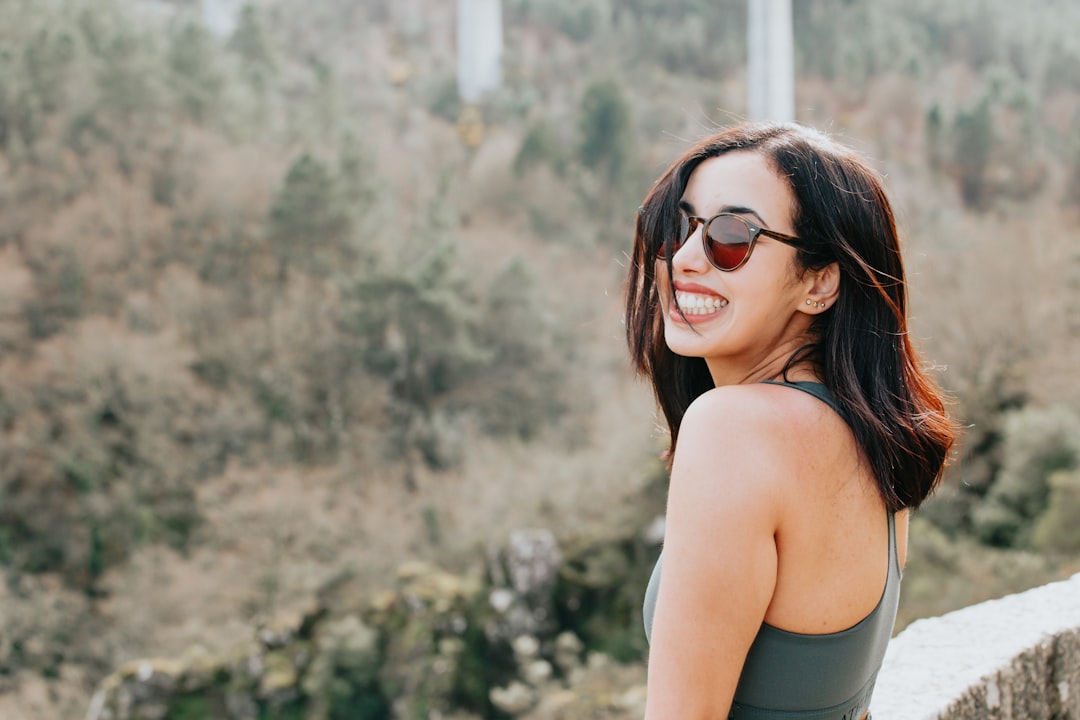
[872,572,1080,719]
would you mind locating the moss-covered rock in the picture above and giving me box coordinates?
[301,614,385,719]
[86,526,653,720]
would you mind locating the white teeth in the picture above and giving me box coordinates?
[675,292,728,314]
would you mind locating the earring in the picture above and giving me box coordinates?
[805,299,813,306]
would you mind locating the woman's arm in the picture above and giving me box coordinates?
[644,388,787,720]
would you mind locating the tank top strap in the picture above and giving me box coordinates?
[758,380,849,425]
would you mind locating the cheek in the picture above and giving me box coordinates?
[745,252,803,298]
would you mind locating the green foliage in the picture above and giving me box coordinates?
[0,5,81,151]
[260,699,307,720]
[268,154,353,282]
[23,247,85,339]
[575,77,646,246]
[1032,469,1080,554]
[475,258,573,440]
[92,17,159,124]
[426,74,462,123]
[794,1,914,89]
[950,98,994,210]
[302,616,388,720]
[22,27,76,115]
[509,0,612,41]
[578,79,632,184]
[336,133,379,229]
[0,527,13,564]
[167,21,224,124]
[920,358,1028,537]
[925,103,944,170]
[65,109,112,155]
[357,251,481,386]
[0,360,206,587]
[171,695,216,720]
[347,235,488,468]
[229,5,275,70]
[556,535,657,665]
[971,405,1080,548]
[514,117,563,177]
[450,599,509,713]
[345,240,579,467]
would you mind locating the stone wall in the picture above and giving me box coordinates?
[872,572,1080,719]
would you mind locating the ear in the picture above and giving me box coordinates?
[799,261,840,314]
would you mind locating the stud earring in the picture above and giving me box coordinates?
[805,299,813,306]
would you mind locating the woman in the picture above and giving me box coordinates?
[625,123,955,720]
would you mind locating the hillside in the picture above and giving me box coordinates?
[0,0,1078,717]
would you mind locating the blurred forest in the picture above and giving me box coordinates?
[0,0,1078,716]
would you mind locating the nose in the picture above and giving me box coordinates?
[672,222,709,273]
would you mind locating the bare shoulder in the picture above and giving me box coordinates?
[672,385,801,510]
[675,383,849,502]
[680,382,830,456]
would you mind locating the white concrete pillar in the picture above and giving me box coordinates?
[457,0,503,103]
[747,0,794,122]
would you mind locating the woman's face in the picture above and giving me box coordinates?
[657,151,814,383]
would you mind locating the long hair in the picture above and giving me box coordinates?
[625,122,955,511]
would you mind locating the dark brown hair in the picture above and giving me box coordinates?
[625,122,955,511]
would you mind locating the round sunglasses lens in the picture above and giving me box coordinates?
[706,216,752,270]
[679,214,691,242]
[659,215,691,259]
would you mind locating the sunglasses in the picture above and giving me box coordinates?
[658,211,802,272]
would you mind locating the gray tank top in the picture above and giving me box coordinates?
[642,381,901,720]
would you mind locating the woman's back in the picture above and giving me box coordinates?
[758,381,905,636]
[643,381,909,718]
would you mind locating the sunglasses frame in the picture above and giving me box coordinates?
[664,211,803,272]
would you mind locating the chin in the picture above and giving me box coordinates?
[664,331,715,360]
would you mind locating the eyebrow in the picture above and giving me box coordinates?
[678,199,769,227]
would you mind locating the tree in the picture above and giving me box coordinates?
[578,78,632,185]
[951,98,994,210]
[229,4,275,71]
[514,117,563,177]
[24,27,76,115]
[167,21,224,124]
[971,405,1080,548]
[267,154,352,282]
[343,182,489,480]
[1032,469,1080,554]
[92,18,158,126]
[475,258,570,440]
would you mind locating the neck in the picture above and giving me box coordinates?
[704,338,821,388]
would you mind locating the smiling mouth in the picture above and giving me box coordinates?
[674,291,729,316]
